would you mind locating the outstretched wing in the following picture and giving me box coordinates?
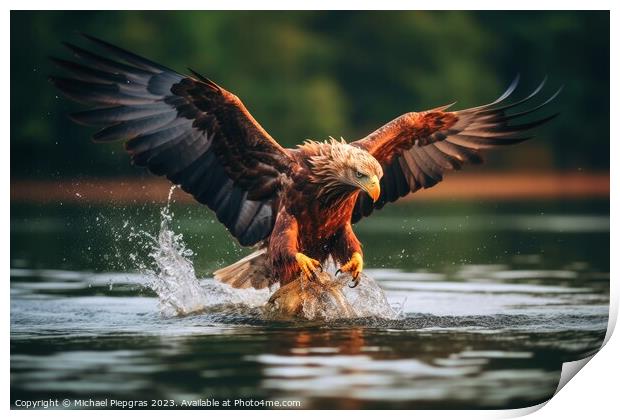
[51,35,294,246]
[350,77,561,223]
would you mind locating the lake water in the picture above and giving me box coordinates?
[10,196,609,409]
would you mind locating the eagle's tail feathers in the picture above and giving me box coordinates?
[213,249,272,289]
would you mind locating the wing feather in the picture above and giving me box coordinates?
[51,35,293,246]
[351,78,560,223]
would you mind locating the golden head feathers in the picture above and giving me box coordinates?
[301,137,383,201]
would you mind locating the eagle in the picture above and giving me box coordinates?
[51,35,560,291]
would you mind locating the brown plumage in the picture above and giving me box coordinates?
[51,35,560,291]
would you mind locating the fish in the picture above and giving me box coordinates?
[264,271,355,320]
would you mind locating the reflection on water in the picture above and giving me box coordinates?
[10,200,609,409]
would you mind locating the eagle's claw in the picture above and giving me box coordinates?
[336,268,359,288]
[295,253,322,280]
[338,252,364,286]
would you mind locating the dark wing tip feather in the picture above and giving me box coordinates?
[80,33,173,73]
[499,85,563,122]
[50,75,109,94]
[499,73,521,100]
[506,112,560,132]
[494,74,521,104]
[60,40,155,78]
[61,41,92,58]
[188,68,222,92]
[549,85,564,103]
[61,41,76,51]
[482,76,553,116]
[187,67,207,82]
[467,74,520,113]
[68,111,95,126]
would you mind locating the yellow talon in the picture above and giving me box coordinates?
[295,253,322,279]
[340,252,363,280]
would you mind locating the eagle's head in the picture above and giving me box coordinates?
[303,138,383,203]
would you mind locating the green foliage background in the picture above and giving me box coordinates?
[11,11,609,179]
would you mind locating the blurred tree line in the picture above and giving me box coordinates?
[10,11,609,179]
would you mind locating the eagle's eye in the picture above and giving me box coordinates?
[355,171,365,179]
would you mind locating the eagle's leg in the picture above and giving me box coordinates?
[333,223,364,287]
[338,252,364,287]
[269,208,322,285]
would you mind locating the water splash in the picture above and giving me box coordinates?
[125,187,268,317]
[343,273,401,319]
[143,187,207,316]
[132,186,398,321]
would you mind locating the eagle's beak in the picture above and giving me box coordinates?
[364,175,381,202]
